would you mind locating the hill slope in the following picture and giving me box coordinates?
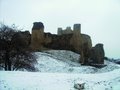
[35,50,120,74]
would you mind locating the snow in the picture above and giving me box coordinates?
[0,50,120,90]
[0,69,120,90]
[35,50,120,73]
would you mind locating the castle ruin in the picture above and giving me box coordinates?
[30,22,105,65]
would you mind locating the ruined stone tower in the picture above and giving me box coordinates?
[31,22,44,50]
[70,24,82,53]
[73,24,81,34]
[57,28,62,35]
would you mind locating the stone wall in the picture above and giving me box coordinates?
[30,22,104,65]
[57,27,73,35]
[81,34,92,49]
[30,22,92,61]
[70,30,82,53]
[44,33,74,51]
[89,44,105,64]
[57,24,84,53]
[79,34,92,64]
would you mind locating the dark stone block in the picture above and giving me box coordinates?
[32,22,44,30]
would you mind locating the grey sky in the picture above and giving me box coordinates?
[0,0,120,58]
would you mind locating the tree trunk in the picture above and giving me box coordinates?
[5,60,7,71]
[8,59,11,71]
[5,51,11,71]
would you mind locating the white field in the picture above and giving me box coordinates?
[0,50,120,90]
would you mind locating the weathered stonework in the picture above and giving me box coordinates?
[58,26,73,35]
[89,44,105,64]
[30,22,105,65]
[30,22,44,50]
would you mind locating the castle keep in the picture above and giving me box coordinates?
[30,22,105,65]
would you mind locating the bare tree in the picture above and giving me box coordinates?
[0,23,37,71]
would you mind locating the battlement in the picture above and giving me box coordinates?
[57,24,81,35]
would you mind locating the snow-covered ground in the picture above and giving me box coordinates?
[36,50,120,74]
[0,70,120,90]
[0,50,120,90]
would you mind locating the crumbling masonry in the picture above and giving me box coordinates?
[30,22,105,65]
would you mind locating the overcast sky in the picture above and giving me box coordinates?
[0,0,120,58]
